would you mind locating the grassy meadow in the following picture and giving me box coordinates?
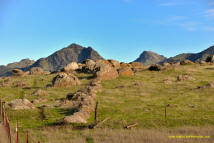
[0,64,214,142]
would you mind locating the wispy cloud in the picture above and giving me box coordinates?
[203,26,214,31]
[158,16,201,31]
[204,9,214,18]
[160,2,180,6]
[122,0,132,3]
[159,0,196,7]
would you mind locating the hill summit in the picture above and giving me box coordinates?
[27,43,104,71]
[134,51,166,65]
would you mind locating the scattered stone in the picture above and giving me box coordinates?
[133,81,144,87]
[12,69,25,76]
[52,73,80,87]
[118,68,134,76]
[180,60,194,65]
[8,99,34,110]
[198,81,214,89]
[32,98,47,104]
[12,81,27,88]
[61,62,79,72]
[33,89,47,96]
[29,67,44,75]
[177,74,195,81]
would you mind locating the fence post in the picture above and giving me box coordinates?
[164,105,167,125]
[26,131,29,143]
[0,98,1,121]
[94,101,99,123]
[6,113,11,143]
[16,121,19,143]
[2,102,4,125]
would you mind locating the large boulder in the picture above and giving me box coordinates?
[81,59,96,73]
[8,99,34,110]
[61,62,79,72]
[30,67,44,75]
[12,69,25,76]
[206,55,214,63]
[95,60,119,80]
[52,73,80,87]
[118,68,134,76]
[108,60,120,69]
[120,62,132,69]
[130,62,144,72]
[149,64,165,71]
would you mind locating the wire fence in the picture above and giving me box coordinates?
[0,98,40,143]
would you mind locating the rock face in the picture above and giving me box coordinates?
[12,69,25,76]
[26,43,103,72]
[118,68,134,76]
[177,74,195,81]
[135,51,167,65]
[61,62,79,72]
[8,99,34,110]
[52,73,80,87]
[29,67,44,75]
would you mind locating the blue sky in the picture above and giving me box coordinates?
[0,0,214,65]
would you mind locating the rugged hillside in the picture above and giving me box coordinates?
[166,45,214,63]
[26,43,104,72]
[188,45,214,62]
[135,51,167,65]
[166,53,194,63]
[0,59,35,76]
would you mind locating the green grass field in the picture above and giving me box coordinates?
[0,64,214,142]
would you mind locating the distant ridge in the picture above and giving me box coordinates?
[135,51,167,65]
[165,45,214,63]
[26,43,104,72]
[0,59,35,76]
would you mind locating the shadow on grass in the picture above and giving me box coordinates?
[205,67,214,70]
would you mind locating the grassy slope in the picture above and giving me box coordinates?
[0,64,214,142]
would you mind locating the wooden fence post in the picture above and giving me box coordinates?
[0,98,1,120]
[2,102,4,125]
[164,105,167,125]
[16,121,19,143]
[94,101,99,123]
[26,131,29,143]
